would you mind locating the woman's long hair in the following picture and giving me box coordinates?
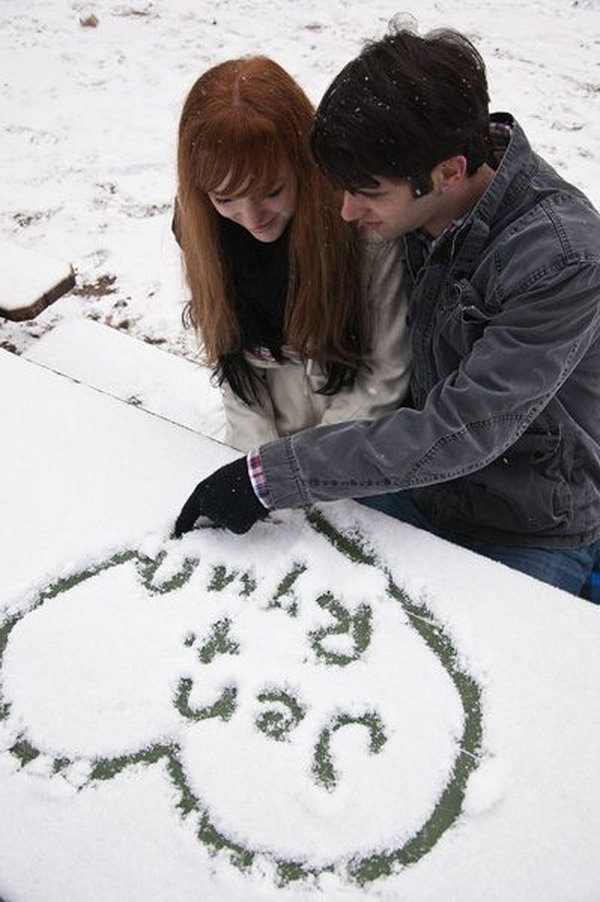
[176,56,366,400]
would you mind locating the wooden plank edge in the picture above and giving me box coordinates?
[0,267,76,322]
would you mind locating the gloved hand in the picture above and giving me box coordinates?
[173,457,269,537]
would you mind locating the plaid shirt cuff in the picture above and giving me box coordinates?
[247,449,273,509]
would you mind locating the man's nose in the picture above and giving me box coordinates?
[341,191,362,222]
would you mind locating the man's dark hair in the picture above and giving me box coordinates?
[311,26,490,194]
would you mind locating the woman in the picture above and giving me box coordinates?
[175,56,410,451]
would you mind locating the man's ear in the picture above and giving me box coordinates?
[431,156,468,194]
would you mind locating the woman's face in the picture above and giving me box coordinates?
[208,166,297,243]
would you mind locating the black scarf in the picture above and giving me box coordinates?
[215,218,290,403]
[220,217,290,354]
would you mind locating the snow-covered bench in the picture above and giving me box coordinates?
[0,240,75,321]
[24,317,226,440]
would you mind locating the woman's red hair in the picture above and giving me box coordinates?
[176,56,366,377]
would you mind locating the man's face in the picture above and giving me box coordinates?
[340,175,447,240]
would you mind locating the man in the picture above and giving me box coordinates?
[174,26,600,596]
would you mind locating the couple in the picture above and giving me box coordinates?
[174,25,600,599]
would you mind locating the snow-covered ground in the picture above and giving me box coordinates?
[2,1,600,900]
[1,0,599,359]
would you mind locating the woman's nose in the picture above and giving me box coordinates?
[242,199,268,228]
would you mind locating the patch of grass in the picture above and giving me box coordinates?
[198,619,239,664]
[136,551,200,595]
[240,572,256,596]
[270,563,306,611]
[0,615,19,720]
[306,508,376,566]
[312,712,386,791]
[207,565,237,592]
[165,751,200,816]
[175,678,237,722]
[90,743,201,817]
[275,859,314,885]
[10,738,40,767]
[198,813,252,865]
[310,593,372,666]
[91,743,173,781]
[255,690,305,741]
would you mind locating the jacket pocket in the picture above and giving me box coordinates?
[435,280,497,360]
[433,429,573,535]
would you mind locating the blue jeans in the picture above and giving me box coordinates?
[359,490,600,599]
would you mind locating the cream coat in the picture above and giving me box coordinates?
[223,234,411,451]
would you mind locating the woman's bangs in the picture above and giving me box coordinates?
[195,118,288,198]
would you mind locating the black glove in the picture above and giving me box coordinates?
[173,457,269,537]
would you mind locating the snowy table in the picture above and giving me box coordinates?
[1,348,600,902]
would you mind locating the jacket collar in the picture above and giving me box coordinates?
[439,114,539,277]
[472,113,538,227]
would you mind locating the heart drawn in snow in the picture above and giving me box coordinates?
[0,510,483,886]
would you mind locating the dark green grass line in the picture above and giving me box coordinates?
[207,565,237,592]
[175,678,237,722]
[197,619,240,663]
[306,508,377,566]
[0,615,19,720]
[309,594,372,666]
[0,546,199,720]
[90,742,201,816]
[312,711,387,790]
[9,737,40,767]
[271,563,307,606]
[255,689,306,741]
[307,509,484,883]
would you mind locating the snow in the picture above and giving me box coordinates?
[3,347,600,901]
[24,317,226,439]
[2,1,600,900]
[0,241,73,311]
[1,0,599,355]
[0,349,236,600]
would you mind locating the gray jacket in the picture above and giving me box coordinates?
[260,115,600,548]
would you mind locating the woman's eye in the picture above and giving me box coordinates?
[266,185,283,199]
[213,197,231,206]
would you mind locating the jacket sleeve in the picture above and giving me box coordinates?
[318,236,412,426]
[258,260,600,509]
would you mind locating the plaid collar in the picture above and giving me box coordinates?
[416,215,467,254]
